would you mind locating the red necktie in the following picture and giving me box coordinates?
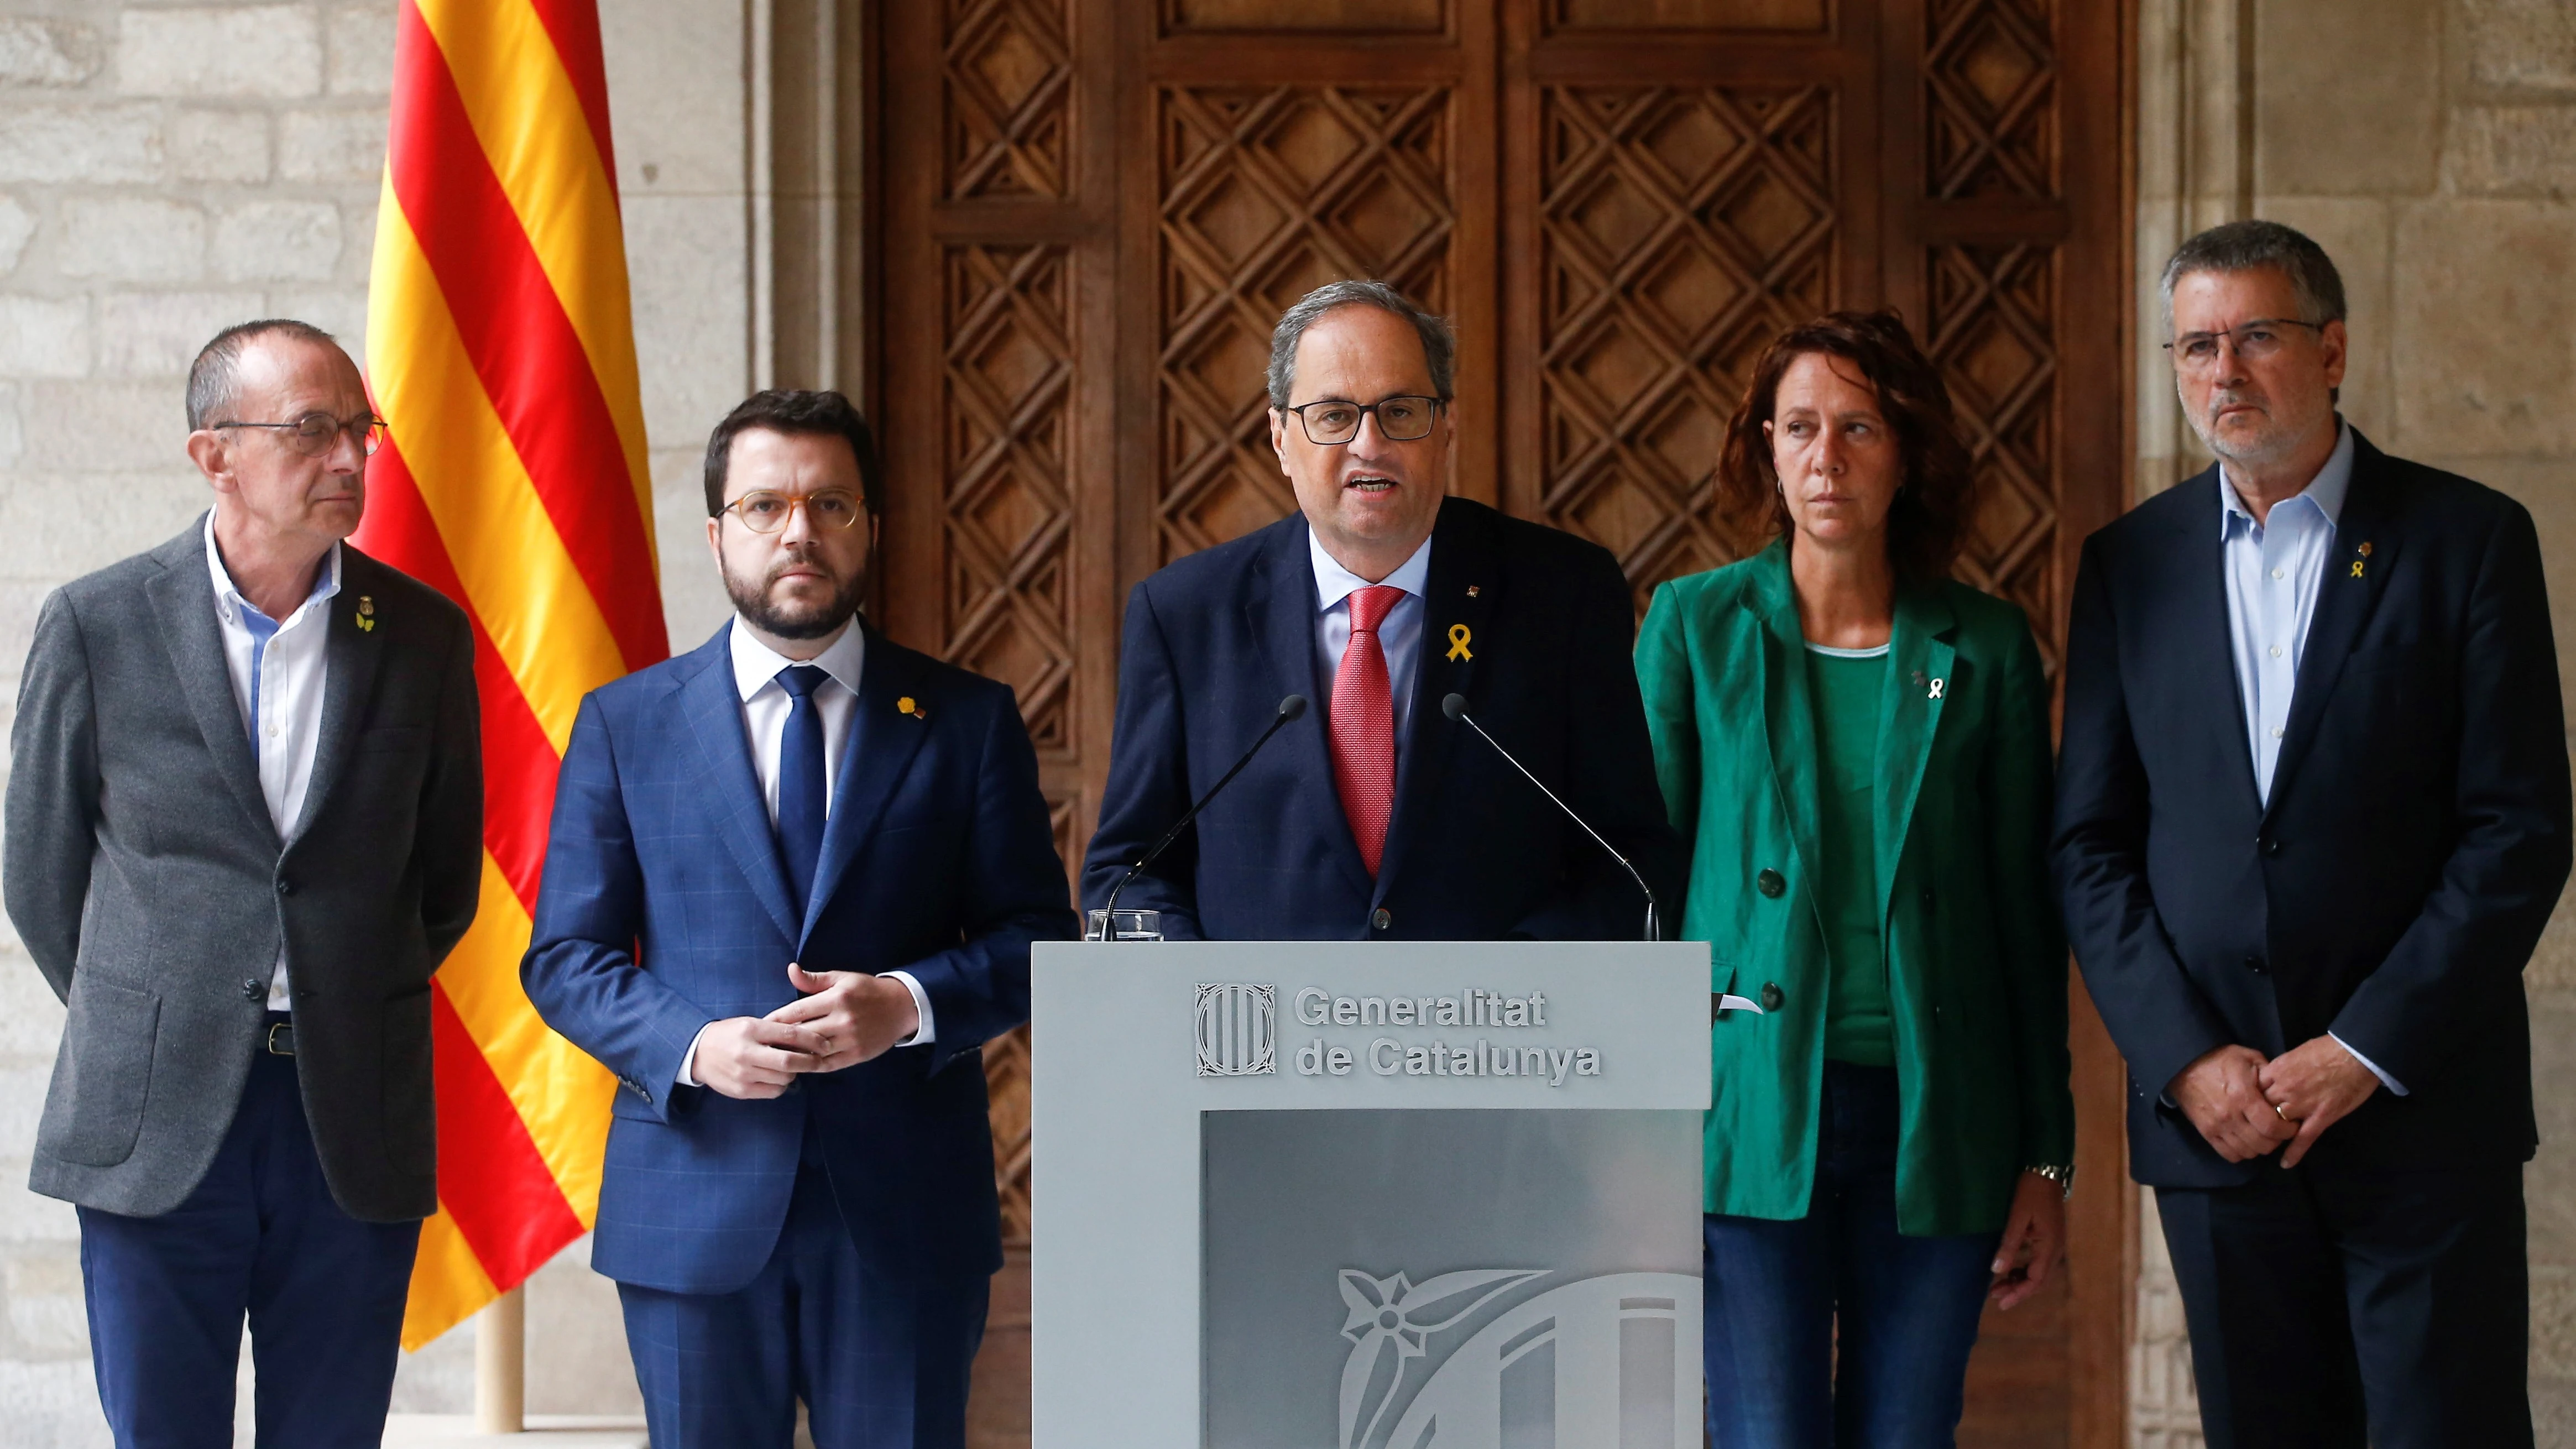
[1331,584,1403,877]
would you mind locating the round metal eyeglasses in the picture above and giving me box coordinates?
[208,410,389,457]
[720,489,869,534]
[1279,394,1446,446]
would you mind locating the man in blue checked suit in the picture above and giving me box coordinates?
[523,389,1075,1449]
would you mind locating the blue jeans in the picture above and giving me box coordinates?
[1703,1061,2000,1449]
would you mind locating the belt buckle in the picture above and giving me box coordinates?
[265,1021,295,1057]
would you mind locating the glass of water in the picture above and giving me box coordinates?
[1084,908,1164,942]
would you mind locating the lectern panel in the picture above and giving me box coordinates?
[1032,941,1711,1447]
[1204,1108,1700,1449]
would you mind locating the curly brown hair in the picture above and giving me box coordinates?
[1713,308,1978,589]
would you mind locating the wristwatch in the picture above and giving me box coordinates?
[2023,1163,2075,1200]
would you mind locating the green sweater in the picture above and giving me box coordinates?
[1807,646,1894,1068]
[1636,542,2073,1234]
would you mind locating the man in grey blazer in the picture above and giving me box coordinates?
[3,319,481,1446]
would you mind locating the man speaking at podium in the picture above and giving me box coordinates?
[1084,280,1677,940]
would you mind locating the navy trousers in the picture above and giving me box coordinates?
[618,1134,989,1449]
[1702,1061,2002,1449]
[2156,1159,2530,1449]
[77,1041,420,1449]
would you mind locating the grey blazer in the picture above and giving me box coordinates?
[4,519,480,1222]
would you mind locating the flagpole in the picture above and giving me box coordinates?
[474,1286,526,1434]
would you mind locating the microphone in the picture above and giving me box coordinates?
[1099,695,1308,937]
[1442,692,1662,943]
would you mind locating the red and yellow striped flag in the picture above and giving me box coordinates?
[356,0,667,1348]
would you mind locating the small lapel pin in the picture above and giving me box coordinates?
[1910,668,1927,689]
[1446,623,1474,662]
[2350,561,2365,578]
[354,595,375,632]
[1927,677,1946,700]
[897,695,925,720]
[2358,541,2373,557]
[1465,584,1480,598]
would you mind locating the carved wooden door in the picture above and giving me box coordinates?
[873,3,2128,1445]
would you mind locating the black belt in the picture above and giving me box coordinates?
[264,1012,296,1058]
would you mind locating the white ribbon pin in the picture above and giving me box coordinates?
[1927,678,1946,700]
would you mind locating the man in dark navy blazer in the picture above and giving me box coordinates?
[522,391,1075,1449]
[1084,280,1677,940]
[2055,222,2570,1448]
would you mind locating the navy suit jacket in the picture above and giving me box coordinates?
[1082,496,1680,941]
[2054,430,2571,1186]
[522,624,1074,1294]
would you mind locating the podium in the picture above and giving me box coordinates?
[1030,940,1711,1448]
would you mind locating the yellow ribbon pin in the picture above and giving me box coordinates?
[2350,561,2365,578]
[354,595,375,632]
[1446,624,1472,662]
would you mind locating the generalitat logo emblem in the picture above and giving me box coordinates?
[1195,983,1276,1077]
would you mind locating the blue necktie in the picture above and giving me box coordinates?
[775,665,828,912]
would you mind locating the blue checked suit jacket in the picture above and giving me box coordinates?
[523,623,1075,1295]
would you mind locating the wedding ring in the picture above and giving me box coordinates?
[2272,1102,2291,1122]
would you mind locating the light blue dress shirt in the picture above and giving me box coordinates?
[2217,424,2404,1095]
[1311,529,1433,757]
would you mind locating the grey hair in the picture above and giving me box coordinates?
[186,318,341,431]
[2157,219,2348,336]
[1265,280,1456,410]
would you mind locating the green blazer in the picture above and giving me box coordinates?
[1636,542,2072,1235]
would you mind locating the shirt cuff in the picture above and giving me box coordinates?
[676,1022,716,1087]
[885,970,936,1047]
[2329,1032,2408,1096]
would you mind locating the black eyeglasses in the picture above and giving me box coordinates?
[1278,395,1446,446]
[208,410,389,457]
[2162,318,2325,373]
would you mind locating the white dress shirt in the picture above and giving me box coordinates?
[205,512,341,1011]
[677,618,933,1086]
[1310,529,1434,752]
[2216,425,2404,1096]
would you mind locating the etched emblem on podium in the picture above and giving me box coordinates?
[1195,982,1276,1076]
[1337,1267,1696,1449]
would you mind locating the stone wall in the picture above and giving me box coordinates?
[0,1,749,1440]
[2134,0,2576,1443]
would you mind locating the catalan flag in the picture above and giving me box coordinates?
[355,0,667,1348]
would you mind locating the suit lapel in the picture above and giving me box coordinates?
[1246,517,1371,894]
[1747,548,1826,903]
[1872,585,1956,931]
[680,628,802,944]
[145,522,278,848]
[2267,439,2398,816]
[799,630,933,944]
[1375,500,1491,901]
[2167,468,2266,812]
[288,548,379,845]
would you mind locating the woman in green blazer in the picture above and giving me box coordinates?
[1637,310,2073,1448]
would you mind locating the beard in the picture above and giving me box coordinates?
[723,553,866,640]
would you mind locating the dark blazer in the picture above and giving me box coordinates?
[521,623,1074,1296]
[4,519,481,1222]
[1083,496,1679,941]
[2054,430,2572,1186]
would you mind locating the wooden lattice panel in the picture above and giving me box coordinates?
[1156,85,1457,561]
[1533,84,1837,608]
[945,0,1073,199]
[942,244,1078,752]
[1546,0,1826,30]
[1927,242,2060,668]
[1925,0,2057,199]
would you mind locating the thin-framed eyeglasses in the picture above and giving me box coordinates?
[2162,318,2326,373]
[1279,394,1446,447]
[719,489,869,535]
[208,410,389,457]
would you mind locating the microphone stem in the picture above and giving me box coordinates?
[1456,713,1663,943]
[1101,708,1297,934]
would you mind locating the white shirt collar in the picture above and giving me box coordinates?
[203,510,341,626]
[1309,527,1433,612]
[2220,421,2354,531]
[729,614,866,702]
